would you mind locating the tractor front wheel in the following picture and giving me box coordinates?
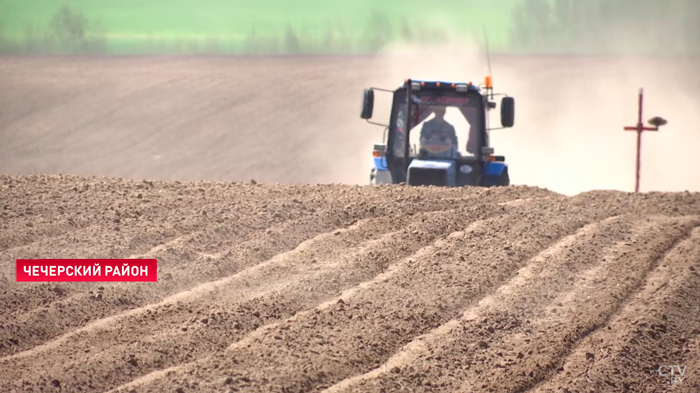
[497,168,510,187]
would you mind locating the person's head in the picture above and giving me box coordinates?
[432,106,446,121]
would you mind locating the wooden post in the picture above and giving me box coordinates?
[623,89,661,193]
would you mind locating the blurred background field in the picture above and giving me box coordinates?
[0,0,698,55]
[0,0,517,54]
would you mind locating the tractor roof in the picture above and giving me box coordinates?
[401,79,481,93]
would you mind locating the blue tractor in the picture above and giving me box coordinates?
[361,77,515,187]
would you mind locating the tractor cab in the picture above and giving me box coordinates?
[361,77,514,187]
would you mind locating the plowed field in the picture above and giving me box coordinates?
[2,52,700,393]
[2,176,700,392]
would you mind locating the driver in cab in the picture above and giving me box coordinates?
[419,106,458,158]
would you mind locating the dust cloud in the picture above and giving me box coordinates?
[363,37,700,195]
[495,56,700,195]
[1,45,697,193]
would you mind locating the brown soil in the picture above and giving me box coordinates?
[1,175,699,393]
[2,55,700,393]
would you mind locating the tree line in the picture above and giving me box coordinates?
[509,0,700,55]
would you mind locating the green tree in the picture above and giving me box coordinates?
[50,5,86,49]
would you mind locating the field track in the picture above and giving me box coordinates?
[2,54,700,392]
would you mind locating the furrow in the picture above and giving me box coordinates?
[325,216,698,393]
[528,226,700,393]
[0,205,352,356]
[323,214,629,393]
[0,206,506,392]
[116,197,606,393]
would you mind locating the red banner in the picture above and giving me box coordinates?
[15,259,158,282]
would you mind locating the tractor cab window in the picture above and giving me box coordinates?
[392,95,482,159]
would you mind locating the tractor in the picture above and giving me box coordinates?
[360,76,515,187]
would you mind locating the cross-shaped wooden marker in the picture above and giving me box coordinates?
[623,88,667,193]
